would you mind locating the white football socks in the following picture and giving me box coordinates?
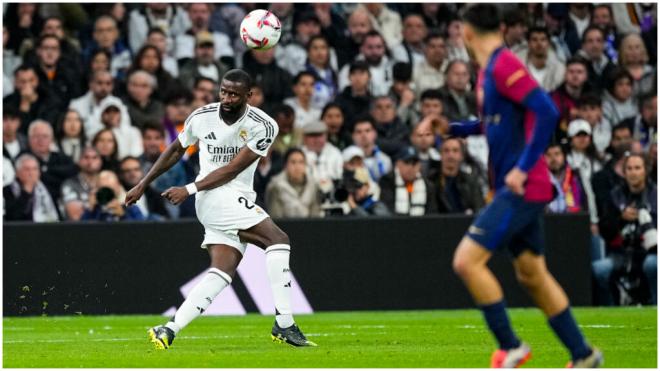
[266,244,294,328]
[166,267,232,334]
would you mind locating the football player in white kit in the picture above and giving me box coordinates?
[125,69,316,349]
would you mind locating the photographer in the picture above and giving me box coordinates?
[82,170,144,222]
[345,168,390,217]
[593,153,657,305]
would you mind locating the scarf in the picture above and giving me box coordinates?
[10,180,59,222]
[394,168,427,216]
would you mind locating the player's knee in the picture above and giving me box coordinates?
[452,255,471,278]
[515,269,544,289]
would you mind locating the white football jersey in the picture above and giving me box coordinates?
[178,103,279,197]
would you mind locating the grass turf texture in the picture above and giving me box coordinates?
[3,307,656,368]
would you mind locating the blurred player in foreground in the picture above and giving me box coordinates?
[445,4,602,368]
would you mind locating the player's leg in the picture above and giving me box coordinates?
[453,238,529,368]
[150,244,242,349]
[454,191,536,367]
[239,218,316,347]
[512,246,602,366]
[166,244,242,333]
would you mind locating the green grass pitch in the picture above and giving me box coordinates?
[3,307,656,368]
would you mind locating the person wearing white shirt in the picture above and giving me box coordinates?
[69,70,119,130]
[283,71,322,130]
[301,121,343,193]
[174,3,233,66]
[391,14,427,67]
[412,33,448,98]
[338,31,394,97]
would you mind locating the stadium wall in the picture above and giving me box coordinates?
[4,214,591,316]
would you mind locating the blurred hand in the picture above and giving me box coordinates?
[399,88,415,107]
[124,183,145,206]
[505,167,527,196]
[590,223,600,236]
[347,193,357,210]
[161,186,189,205]
[313,4,332,27]
[106,199,125,217]
[622,206,639,222]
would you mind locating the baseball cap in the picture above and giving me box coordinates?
[396,145,420,162]
[303,121,327,135]
[196,31,214,47]
[567,119,592,137]
[342,145,365,163]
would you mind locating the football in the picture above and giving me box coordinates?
[239,9,282,50]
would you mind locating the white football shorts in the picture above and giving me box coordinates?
[194,185,269,254]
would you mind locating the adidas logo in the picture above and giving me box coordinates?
[204,132,217,140]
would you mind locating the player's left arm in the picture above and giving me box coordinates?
[494,53,559,194]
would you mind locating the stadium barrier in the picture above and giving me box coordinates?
[4,214,591,316]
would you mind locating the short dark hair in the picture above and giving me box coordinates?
[37,34,60,48]
[305,34,329,52]
[420,89,443,102]
[272,104,295,117]
[165,89,193,106]
[119,156,141,168]
[14,64,36,78]
[581,25,605,44]
[445,59,470,76]
[392,62,412,82]
[3,105,20,120]
[461,4,501,33]
[352,115,376,132]
[283,147,305,164]
[639,92,656,111]
[142,121,165,137]
[566,55,589,70]
[222,69,252,88]
[147,27,166,38]
[605,68,633,94]
[612,122,632,136]
[526,26,551,41]
[424,31,444,45]
[362,30,386,46]
[577,94,602,108]
[194,76,216,88]
[545,142,565,155]
[349,60,370,75]
[503,8,526,27]
[293,71,316,85]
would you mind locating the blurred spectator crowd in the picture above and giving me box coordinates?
[2,4,657,303]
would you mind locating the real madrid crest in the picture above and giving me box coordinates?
[239,129,248,142]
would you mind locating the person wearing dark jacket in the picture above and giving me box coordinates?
[370,96,411,158]
[241,47,293,114]
[379,146,438,216]
[22,120,78,201]
[334,62,374,130]
[430,137,484,214]
[30,35,82,111]
[3,65,61,135]
[439,60,478,122]
[593,153,657,305]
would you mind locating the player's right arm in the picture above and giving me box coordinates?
[125,139,187,206]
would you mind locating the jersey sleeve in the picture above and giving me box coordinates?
[492,51,539,105]
[246,116,279,157]
[177,113,198,148]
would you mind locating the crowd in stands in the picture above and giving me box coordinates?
[2,3,657,304]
